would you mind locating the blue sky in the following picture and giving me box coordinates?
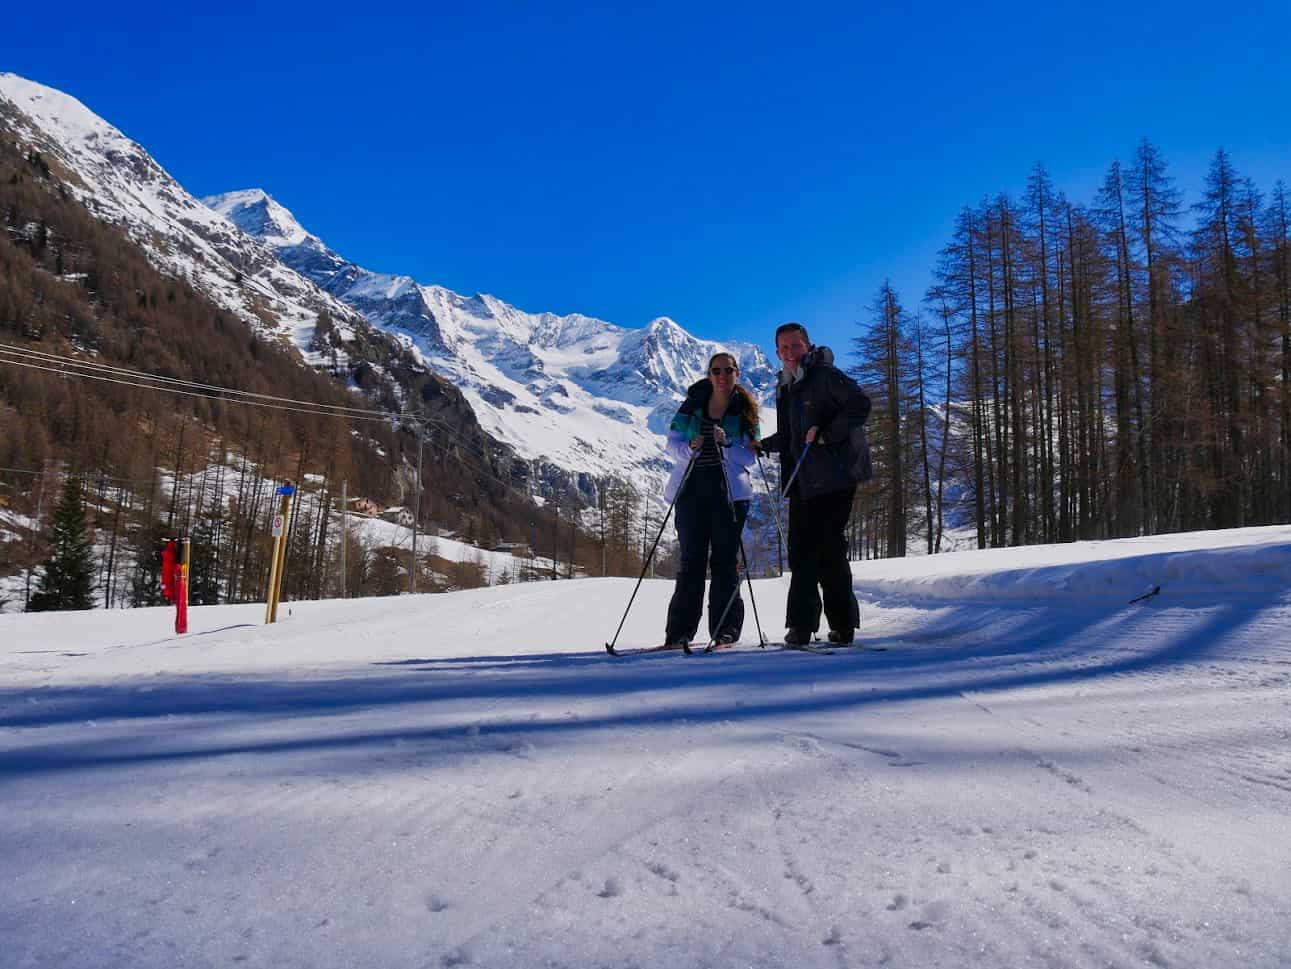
[7,0,1289,362]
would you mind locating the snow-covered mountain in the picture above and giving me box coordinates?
[0,74,377,364]
[204,189,779,483]
[0,71,778,496]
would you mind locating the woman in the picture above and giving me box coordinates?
[662,352,761,648]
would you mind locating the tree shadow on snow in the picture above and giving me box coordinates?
[0,592,1275,780]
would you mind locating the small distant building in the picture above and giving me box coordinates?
[381,506,415,527]
[347,497,382,518]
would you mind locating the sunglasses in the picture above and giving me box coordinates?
[710,366,737,375]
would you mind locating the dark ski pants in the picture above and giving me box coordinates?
[786,486,860,635]
[665,467,750,643]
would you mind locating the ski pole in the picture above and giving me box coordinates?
[700,443,767,650]
[738,536,767,646]
[778,440,814,500]
[702,445,744,646]
[605,449,700,655]
[715,433,739,525]
[755,442,812,579]
[754,452,788,555]
[700,535,767,650]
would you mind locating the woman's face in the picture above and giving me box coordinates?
[709,355,738,391]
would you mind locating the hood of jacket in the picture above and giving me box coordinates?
[779,344,835,388]
[804,345,835,368]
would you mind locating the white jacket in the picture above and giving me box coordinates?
[661,386,760,503]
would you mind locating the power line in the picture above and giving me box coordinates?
[1,343,600,481]
[0,463,207,488]
[1,343,389,416]
[0,348,546,498]
[0,342,636,505]
[0,352,399,422]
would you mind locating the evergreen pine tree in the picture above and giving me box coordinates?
[129,519,168,608]
[189,496,227,605]
[28,475,96,612]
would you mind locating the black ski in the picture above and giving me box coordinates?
[682,639,742,655]
[606,641,687,657]
[781,640,835,654]
[821,640,888,652]
[689,640,886,656]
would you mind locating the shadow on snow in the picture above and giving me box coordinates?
[0,594,1272,779]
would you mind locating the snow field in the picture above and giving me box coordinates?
[2,527,1290,967]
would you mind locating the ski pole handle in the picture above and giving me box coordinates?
[778,441,814,500]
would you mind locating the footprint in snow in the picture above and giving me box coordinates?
[442,945,472,967]
[909,899,950,930]
[598,877,623,898]
[784,870,814,895]
[647,862,679,883]
[785,734,824,756]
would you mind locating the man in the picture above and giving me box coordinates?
[759,322,872,645]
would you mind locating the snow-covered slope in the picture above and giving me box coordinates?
[4,526,1291,967]
[205,189,779,483]
[0,74,372,364]
[0,70,780,493]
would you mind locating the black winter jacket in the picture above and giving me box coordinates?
[759,345,872,499]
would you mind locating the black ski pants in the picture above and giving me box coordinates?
[665,466,750,643]
[786,485,859,635]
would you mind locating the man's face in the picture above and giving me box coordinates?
[776,331,810,372]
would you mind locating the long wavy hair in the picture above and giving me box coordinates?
[708,352,760,436]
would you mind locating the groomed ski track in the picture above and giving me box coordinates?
[3,526,1290,968]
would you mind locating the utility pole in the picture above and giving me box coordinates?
[411,417,425,594]
[24,459,51,609]
[339,478,347,599]
[551,489,559,580]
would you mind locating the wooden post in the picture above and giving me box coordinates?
[264,507,283,623]
[339,479,347,599]
[265,484,295,624]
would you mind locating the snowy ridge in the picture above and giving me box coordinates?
[0,74,371,364]
[205,188,779,486]
[3,70,775,498]
[0,69,782,493]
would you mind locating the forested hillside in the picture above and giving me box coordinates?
[851,142,1290,555]
[0,127,645,609]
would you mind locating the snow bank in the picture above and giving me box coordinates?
[852,525,1291,603]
